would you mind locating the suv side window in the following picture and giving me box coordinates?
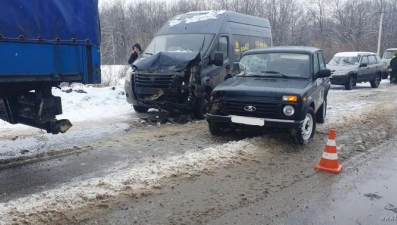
[318,53,326,70]
[218,36,228,60]
[368,55,377,65]
[375,55,381,63]
[313,53,320,75]
[361,56,369,65]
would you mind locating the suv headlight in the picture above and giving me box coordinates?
[334,70,348,75]
[283,105,295,116]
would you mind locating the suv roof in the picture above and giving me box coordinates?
[334,52,376,57]
[385,48,397,51]
[243,46,321,56]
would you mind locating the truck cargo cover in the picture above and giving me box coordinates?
[0,0,100,46]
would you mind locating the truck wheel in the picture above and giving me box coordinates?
[193,93,209,120]
[208,122,235,136]
[316,98,327,123]
[133,105,149,113]
[370,74,381,88]
[344,76,355,90]
[291,107,316,144]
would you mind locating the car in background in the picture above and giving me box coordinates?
[381,48,397,80]
[327,52,383,90]
[206,46,331,144]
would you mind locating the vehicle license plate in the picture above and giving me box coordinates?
[231,116,265,126]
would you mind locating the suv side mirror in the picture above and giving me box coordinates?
[317,69,331,78]
[211,52,224,66]
[360,63,368,68]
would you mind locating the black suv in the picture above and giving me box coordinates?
[206,47,331,144]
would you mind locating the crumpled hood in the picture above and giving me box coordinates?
[133,52,200,73]
[214,76,311,97]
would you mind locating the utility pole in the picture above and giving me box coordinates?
[377,0,384,55]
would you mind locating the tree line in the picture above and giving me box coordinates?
[99,0,397,65]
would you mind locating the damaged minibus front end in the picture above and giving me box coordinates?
[125,51,208,118]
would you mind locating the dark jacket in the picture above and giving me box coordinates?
[128,52,139,64]
[128,43,143,64]
[391,56,397,71]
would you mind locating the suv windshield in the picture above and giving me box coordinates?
[143,34,214,57]
[382,50,397,59]
[238,53,311,78]
[328,56,360,66]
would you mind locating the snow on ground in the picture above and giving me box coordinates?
[0,136,269,224]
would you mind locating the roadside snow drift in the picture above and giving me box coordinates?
[0,136,269,224]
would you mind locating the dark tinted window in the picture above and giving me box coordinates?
[232,35,250,61]
[249,36,271,49]
[313,53,319,74]
[318,53,326,70]
[218,36,228,59]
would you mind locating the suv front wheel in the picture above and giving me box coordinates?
[345,75,355,90]
[291,107,316,144]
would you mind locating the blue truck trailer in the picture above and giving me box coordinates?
[0,0,101,134]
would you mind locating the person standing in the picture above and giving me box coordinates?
[128,43,143,64]
[391,52,397,84]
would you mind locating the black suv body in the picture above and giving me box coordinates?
[206,47,331,144]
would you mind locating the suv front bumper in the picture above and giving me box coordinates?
[330,74,349,85]
[206,114,304,129]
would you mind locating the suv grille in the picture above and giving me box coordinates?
[224,99,280,118]
[135,74,175,88]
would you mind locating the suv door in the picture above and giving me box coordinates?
[358,55,370,82]
[312,52,325,112]
[367,55,378,80]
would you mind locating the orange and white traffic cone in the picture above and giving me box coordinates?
[315,128,343,174]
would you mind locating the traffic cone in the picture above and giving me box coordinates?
[315,128,343,174]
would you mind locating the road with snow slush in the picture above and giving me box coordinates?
[1,82,397,224]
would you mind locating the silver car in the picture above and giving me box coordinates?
[326,52,383,90]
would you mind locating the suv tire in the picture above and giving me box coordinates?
[370,74,381,88]
[193,93,210,119]
[345,75,355,90]
[133,105,149,113]
[209,122,236,136]
[291,107,316,144]
[316,98,327,123]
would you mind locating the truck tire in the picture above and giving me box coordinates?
[370,74,381,88]
[193,93,209,119]
[345,75,355,90]
[316,98,327,123]
[208,122,235,136]
[133,105,149,113]
[291,107,316,144]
